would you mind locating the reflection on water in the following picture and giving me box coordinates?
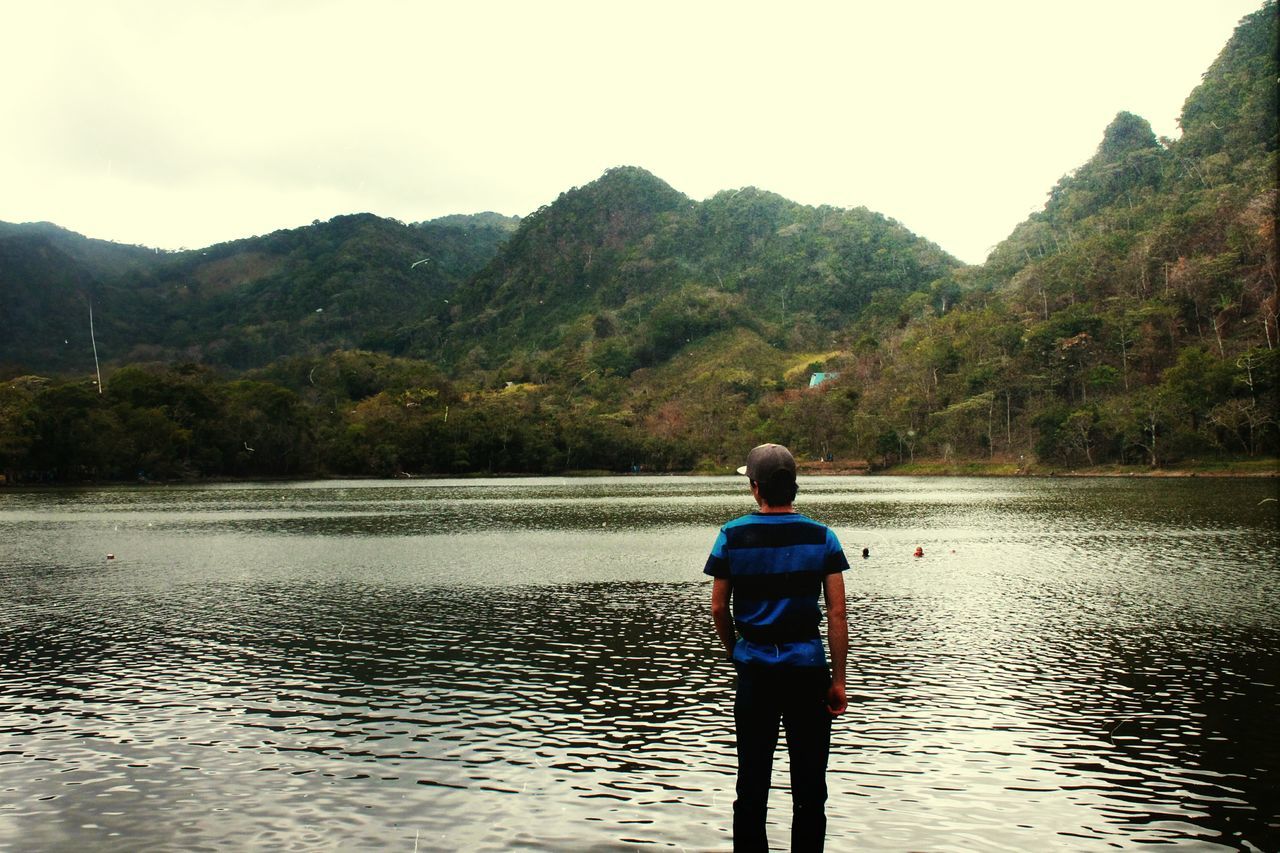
[1,476,1277,850]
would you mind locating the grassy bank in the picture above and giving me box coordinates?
[878,457,1280,477]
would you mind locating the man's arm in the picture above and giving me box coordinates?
[823,571,848,716]
[711,577,735,659]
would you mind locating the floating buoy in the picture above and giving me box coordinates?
[106,553,115,560]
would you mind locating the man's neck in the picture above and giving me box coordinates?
[757,504,794,514]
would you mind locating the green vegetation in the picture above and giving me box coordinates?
[0,213,514,374]
[1,3,1276,482]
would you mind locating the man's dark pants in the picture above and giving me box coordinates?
[733,663,832,852]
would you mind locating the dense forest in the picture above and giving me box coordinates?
[1,3,1275,482]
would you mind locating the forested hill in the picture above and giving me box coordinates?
[0,163,954,379]
[0,222,164,372]
[899,0,1277,469]
[442,165,958,379]
[0,212,518,372]
[0,2,1275,482]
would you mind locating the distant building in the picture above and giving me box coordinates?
[809,372,839,388]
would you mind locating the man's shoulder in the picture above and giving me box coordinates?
[722,512,831,530]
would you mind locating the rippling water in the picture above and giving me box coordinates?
[1,476,1277,851]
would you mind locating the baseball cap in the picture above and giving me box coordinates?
[736,443,797,481]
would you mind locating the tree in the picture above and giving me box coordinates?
[1159,347,1234,431]
[0,378,40,481]
[26,382,108,479]
[928,392,996,460]
[1061,408,1099,466]
[1208,398,1274,455]
[219,381,315,476]
[1101,390,1172,467]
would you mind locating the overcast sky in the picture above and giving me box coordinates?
[1,1,1266,264]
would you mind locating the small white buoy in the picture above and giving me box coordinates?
[107,553,115,560]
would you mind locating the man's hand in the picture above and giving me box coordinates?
[826,680,847,716]
[822,572,848,717]
[711,577,736,659]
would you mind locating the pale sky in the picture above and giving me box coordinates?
[1,0,1266,264]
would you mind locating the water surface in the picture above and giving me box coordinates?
[1,476,1277,850]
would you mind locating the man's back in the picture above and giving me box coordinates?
[704,511,845,668]
[705,443,849,851]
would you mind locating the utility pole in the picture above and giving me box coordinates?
[88,299,103,394]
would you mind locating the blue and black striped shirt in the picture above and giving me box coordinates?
[704,512,849,667]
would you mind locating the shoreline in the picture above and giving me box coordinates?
[795,460,1279,479]
[3,460,1278,487]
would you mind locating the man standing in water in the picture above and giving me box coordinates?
[705,443,849,852]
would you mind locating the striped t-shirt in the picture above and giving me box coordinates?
[704,511,849,668]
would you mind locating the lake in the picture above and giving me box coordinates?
[1,476,1277,851]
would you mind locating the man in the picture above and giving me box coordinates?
[705,443,849,852]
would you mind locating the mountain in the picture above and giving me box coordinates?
[1,165,958,380]
[0,213,517,374]
[141,213,516,368]
[0,2,1274,481]
[887,1,1278,468]
[444,165,959,379]
[0,223,166,374]
[417,212,522,232]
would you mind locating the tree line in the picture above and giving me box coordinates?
[0,355,675,483]
[1,335,1274,484]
